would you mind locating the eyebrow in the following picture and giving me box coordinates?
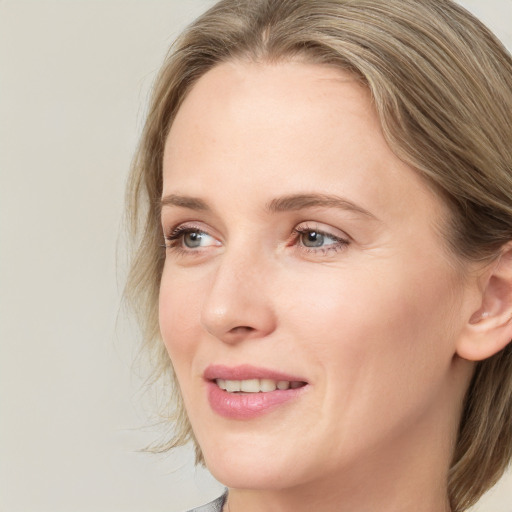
[266,193,376,219]
[160,192,376,219]
[160,194,210,211]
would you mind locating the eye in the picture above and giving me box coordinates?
[164,225,221,252]
[182,230,209,248]
[293,224,350,254]
[299,230,331,248]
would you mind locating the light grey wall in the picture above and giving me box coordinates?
[1,1,510,511]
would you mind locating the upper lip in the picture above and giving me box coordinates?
[204,364,308,383]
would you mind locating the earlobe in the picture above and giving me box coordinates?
[457,244,512,361]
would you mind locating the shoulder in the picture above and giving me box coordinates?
[184,491,228,512]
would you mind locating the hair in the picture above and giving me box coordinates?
[124,1,512,510]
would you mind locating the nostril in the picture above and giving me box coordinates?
[230,326,255,334]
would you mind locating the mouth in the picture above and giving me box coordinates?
[215,378,307,393]
[204,365,309,419]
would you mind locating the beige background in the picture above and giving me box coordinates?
[1,1,510,511]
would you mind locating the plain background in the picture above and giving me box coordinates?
[1,1,511,511]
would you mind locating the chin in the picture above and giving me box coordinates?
[208,464,282,490]
[200,436,305,490]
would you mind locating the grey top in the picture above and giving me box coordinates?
[186,492,228,512]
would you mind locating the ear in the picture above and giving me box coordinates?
[457,243,512,361]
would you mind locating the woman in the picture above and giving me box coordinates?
[125,1,512,511]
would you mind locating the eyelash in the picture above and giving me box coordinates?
[162,224,210,257]
[162,223,350,257]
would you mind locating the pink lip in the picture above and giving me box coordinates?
[204,365,309,420]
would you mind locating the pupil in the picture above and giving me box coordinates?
[184,231,202,248]
[303,231,324,247]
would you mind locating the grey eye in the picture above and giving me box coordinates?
[183,231,204,248]
[301,231,325,247]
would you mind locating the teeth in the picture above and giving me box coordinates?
[215,378,303,393]
[240,379,260,392]
[225,380,241,392]
[260,379,277,392]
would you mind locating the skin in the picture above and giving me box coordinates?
[159,60,481,512]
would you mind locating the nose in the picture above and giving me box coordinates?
[200,249,277,344]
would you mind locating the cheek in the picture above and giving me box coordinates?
[279,259,452,347]
[158,267,204,369]
[280,259,460,411]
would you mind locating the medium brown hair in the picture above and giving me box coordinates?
[125,1,512,510]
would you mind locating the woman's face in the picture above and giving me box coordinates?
[160,61,475,491]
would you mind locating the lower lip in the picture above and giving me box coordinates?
[206,381,307,420]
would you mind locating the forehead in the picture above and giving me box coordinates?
[165,60,376,168]
[162,60,446,231]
